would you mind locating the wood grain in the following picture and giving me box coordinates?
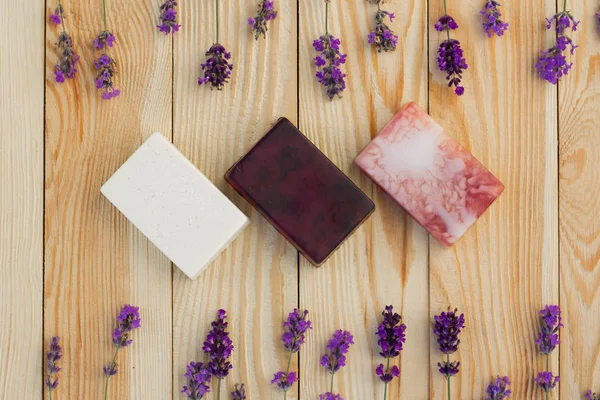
[559,0,600,396]
[171,0,298,398]
[0,1,44,398]
[298,0,430,398]
[428,0,559,398]
[44,0,173,398]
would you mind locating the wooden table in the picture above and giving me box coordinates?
[2,0,599,398]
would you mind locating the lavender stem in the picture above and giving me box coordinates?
[383,356,390,400]
[215,0,219,42]
[325,1,328,35]
[330,370,335,394]
[283,349,293,400]
[446,354,451,400]
[217,378,222,400]
[104,345,121,400]
[546,355,549,400]
[442,0,450,41]
[102,0,107,31]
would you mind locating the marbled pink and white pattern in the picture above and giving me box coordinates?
[355,102,504,246]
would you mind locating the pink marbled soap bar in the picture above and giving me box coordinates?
[355,102,504,246]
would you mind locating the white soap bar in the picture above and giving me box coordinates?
[101,133,249,279]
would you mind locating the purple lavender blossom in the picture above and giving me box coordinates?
[535,371,559,393]
[94,53,120,100]
[485,376,512,400]
[368,10,398,52]
[319,393,344,400]
[435,15,458,31]
[321,330,354,374]
[536,8,579,84]
[203,309,234,379]
[271,371,298,391]
[231,383,246,400]
[536,305,563,355]
[181,361,211,400]
[282,308,312,353]
[158,0,181,35]
[93,30,116,50]
[50,12,61,25]
[54,32,79,83]
[45,336,62,394]
[480,0,509,37]
[313,34,347,100]
[433,307,465,355]
[377,305,406,359]
[587,390,600,400]
[375,363,400,383]
[437,361,460,378]
[198,43,233,90]
[249,0,278,40]
[435,9,468,96]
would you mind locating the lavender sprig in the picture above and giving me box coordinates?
[231,383,246,400]
[485,376,512,400]
[375,306,406,400]
[535,371,559,393]
[50,1,79,83]
[203,309,234,399]
[320,330,353,398]
[587,390,600,400]
[433,307,465,400]
[103,305,141,400]
[158,0,181,35]
[181,361,211,400]
[480,0,509,38]
[248,0,277,40]
[535,1,579,84]
[271,309,311,400]
[46,336,63,400]
[367,2,398,53]
[435,1,468,96]
[320,393,344,400]
[313,0,347,100]
[535,305,562,400]
[93,0,120,99]
[199,0,233,90]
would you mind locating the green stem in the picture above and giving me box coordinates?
[563,0,567,11]
[217,379,222,400]
[330,371,335,393]
[215,0,219,42]
[546,355,549,400]
[57,0,67,34]
[283,350,293,400]
[325,2,329,34]
[446,354,451,400]
[102,0,107,31]
[383,356,390,400]
[103,345,121,400]
[443,0,450,41]
[49,390,52,400]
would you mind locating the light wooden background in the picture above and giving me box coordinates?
[1,0,599,398]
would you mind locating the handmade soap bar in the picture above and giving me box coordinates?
[225,118,375,266]
[355,102,504,246]
[101,133,249,279]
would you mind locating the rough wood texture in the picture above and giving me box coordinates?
[559,0,600,396]
[298,0,429,398]
[428,0,559,398]
[171,0,298,399]
[44,0,173,398]
[0,1,44,398]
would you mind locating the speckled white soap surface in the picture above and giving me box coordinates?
[101,133,249,279]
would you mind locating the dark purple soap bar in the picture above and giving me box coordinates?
[225,118,375,266]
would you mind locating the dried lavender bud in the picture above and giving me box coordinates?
[231,383,246,400]
[433,307,465,354]
[181,361,211,400]
[270,371,298,391]
[535,304,563,355]
[93,30,116,50]
[94,54,120,100]
[368,10,398,52]
[485,376,512,400]
[248,0,277,40]
[587,390,600,400]
[198,43,233,90]
[536,8,579,84]
[282,308,312,353]
[45,336,62,393]
[54,32,79,83]
[313,34,347,100]
[535,371,559,393]
[158,0,181,35]
[480,0,509,37]
[320,330,354,374]
[202,309,234,379]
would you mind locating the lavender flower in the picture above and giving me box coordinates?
[433,307,464,400]
[248,0,277,40]
[321,330,354,374]
[375,363,400,383]
[435,1,468,96]
[50,11,61,25]
[535,371,559,393]
[46,336,62,397]
[437,361,460,377]
[94,0,120,100]
[480,0,508,37]
[54,32,79,83]
[198,43,233,90]
[181,361,211,400]
[320,393,344,400]
[587,390,600,400]
[367,10,398,52]
[272,309,311,398]
[103,305,141,399]
[485,376,512,400]
[158,0,181,35]
[536,305,563,355]
[375,306,406,399]
[231,383,246,400]
[202,309,233,399]
[313,34,347,100]
[536,5,579,84]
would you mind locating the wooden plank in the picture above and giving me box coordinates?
[428,0,559,398]
[559,0,600,396]
[171,0,298,398]
[298,0,429,398]
[0,1,44,398]
[44,0,173,398]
